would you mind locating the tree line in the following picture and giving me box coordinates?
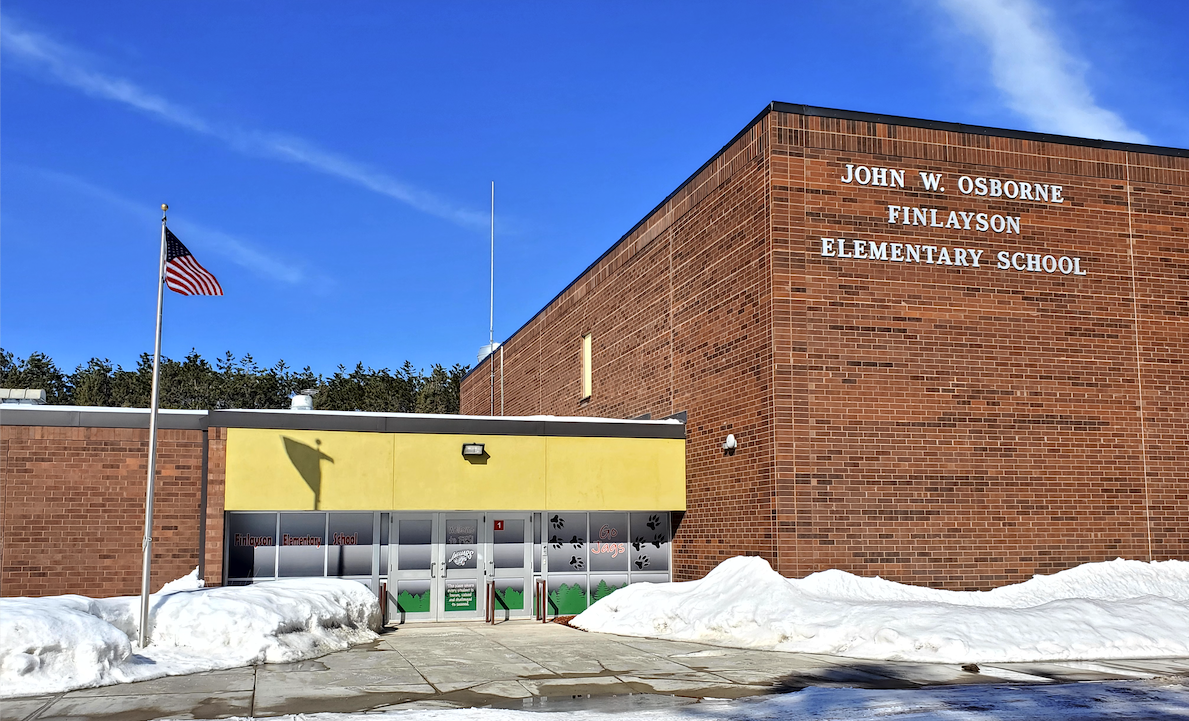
[0,349,469,414]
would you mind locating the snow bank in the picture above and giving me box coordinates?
[573,557,1189,664]
[0,574,379,698]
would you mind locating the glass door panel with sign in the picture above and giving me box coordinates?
[442,515,484,619]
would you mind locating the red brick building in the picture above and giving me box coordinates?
[460,102,1189,589]
[0,410,225,598]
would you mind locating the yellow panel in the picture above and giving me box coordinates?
[225,427,685,513]
[545,437,686,510]
[225,428,393,510]
[392,434,547,510]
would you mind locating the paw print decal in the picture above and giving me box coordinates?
[550,514,564,529]
[646,514,661,531]
[550,534,564,549]
[569,555,585,570]
[569,535,585,549]
[652,533,665,548]
[634,555,650,570]
[632,535,646,551]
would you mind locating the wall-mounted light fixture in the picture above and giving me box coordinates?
[461,442,486,457]
[723,434,737,456]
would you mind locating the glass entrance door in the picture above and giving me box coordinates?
[388,512,488,622]
[389,513,436,622]
[488,513,533,620]
[441,515,484,619]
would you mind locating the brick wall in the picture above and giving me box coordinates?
[204,426,227,587]
[463,118,778,580]
[772,112,1188,588]
[1,425,207,597]
[462,105,1188,589]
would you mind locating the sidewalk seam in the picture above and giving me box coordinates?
[20,692,63,721]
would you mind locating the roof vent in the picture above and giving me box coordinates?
[290,389,316,411]
[0,389,47,405]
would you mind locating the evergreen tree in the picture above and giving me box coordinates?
[71,358,116,406]
[0,350,71,403]
[1,348,468,413]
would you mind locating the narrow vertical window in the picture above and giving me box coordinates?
[581,333,592,400]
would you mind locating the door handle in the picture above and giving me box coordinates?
[431,562,436,578]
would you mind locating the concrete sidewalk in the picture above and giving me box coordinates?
[6,621,1188,721]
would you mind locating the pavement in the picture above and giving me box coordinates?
[5,620,1189,721]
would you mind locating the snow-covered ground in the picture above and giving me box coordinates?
[574,557,1189,664]
[167,680,1189,721]
[0,571,379,698]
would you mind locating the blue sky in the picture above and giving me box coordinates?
[3,1,1186,377]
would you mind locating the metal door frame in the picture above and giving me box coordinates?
[486,511,534,621]
[388,512,438,622]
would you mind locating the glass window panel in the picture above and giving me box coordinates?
[546,512,587,573]
[278,512,326,577]
[492,518,524,544]
[226,513,276,579]
[444,517,478,570]
[493,518,525,569]
[327,512,373,576]
[397,519,432,570]
[588,512,630,571]
[533,512,542,573]
[630,512,670,573]
[380,513,390,576]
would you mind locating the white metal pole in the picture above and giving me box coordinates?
[489,181,495,416]
[138,203,168,648]
[490,180,495,350]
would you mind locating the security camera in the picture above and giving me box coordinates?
[723,434,737,456]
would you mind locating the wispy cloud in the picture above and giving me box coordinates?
[169,220,307,286]
[936,0,1147,143]
[1,17,490,230]
[29,167,309,285]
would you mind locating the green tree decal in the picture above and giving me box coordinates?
[396,589,430,613]
[495,587,524,611]
[592,579,628,602]
[548,583,587,614]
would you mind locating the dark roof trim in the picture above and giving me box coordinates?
[772,102,1189,158]
[0,407,208,430]
[0,405,684,440]
[466,101,1186,382]
[209,410,684,439]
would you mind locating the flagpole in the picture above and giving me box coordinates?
[138,203,168,648]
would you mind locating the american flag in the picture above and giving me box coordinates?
[165,228,223,296]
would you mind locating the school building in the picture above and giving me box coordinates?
[460,102,1188,589]
[1,405,683,620]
